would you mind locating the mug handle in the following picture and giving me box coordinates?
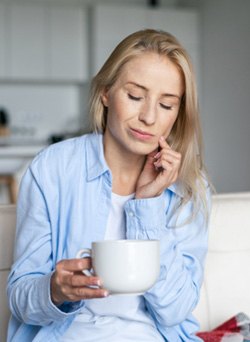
[76,248,93,277]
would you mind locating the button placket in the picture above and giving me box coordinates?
[128,211,134,217]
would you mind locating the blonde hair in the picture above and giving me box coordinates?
[89,29,211,220]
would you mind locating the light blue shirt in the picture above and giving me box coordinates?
[7,133,209,341]
[60,191,164,341]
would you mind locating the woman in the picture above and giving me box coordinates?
[7,29,211,341]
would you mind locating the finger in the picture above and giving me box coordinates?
[158,136,170,149]
[58,283,109,303]
[73,287,109,300]
[160,149,181,160]
[154,159,172,171]
[57,258,92,273]
[155,140,181,157]
[153,150,172,164]
[154,155,181,170]
[154,154,181,168]
[156,161,179,183]
[52,271,107,303]
[69,274,102,288]
[157,153,181,167]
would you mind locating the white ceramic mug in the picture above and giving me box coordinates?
[76,239,160,295]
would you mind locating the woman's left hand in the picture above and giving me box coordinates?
[135,136,181,199]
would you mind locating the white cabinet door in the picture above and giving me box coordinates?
[92,5,200,83]
[9,3,47,79]
[149,8,200,79]
[5,3,88,82]
[0,3,7,78]
[92,5,146,75]
[49,4,88,81]
[149,8,199,46]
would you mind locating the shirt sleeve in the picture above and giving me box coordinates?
[7,159,83,326]
[124,187,210,335]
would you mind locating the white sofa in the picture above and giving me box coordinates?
[1,192,250,341]
[193,192,250,330]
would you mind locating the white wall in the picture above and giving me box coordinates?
[200,0,250,193]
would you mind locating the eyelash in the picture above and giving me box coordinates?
[160,104,173,110]
[128,93,173,111]
[128,93,142,101]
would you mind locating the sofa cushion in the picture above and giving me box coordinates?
[193,192,250,331]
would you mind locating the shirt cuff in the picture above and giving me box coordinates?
[124,193,166,239]
[41,272,84,319]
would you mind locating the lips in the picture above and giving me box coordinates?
[130,128,154,140]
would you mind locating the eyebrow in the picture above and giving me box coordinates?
[127,81,181,100]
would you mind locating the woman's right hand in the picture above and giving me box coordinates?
[50,258,108,306]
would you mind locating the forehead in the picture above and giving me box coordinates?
[117,52,183,94]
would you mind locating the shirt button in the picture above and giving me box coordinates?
[128,211,134,217]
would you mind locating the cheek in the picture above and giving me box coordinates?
[106,102,127,132]
[105,99,121,124]
[108,98,137,124]
[160,114,178,135]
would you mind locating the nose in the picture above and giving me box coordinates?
[138,100,157,126]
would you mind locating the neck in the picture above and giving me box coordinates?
[103,133,145,195]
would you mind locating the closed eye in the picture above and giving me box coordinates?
[128,93,142,101]
[160,103,173,110]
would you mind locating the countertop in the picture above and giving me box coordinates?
[0,136,47,158]
[0,137,47,173]
[0,144,45,158]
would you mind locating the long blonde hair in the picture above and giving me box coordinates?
[89,29,211,220]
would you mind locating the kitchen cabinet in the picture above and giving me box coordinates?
[92,5,146,76]
[91,4,200,81]
[149,9,199,55]
[49,5,88,81]
[149,8,200,86]
[0,2,88,82]
[0,3,6,78]
[149,9,199,47]
[9,3,47,79]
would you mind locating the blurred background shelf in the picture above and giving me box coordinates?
[0,142,46,204]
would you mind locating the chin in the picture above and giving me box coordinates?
[130,144,157,156]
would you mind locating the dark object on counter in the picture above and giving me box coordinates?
[49,134,65,144]
[0,108,10,136]
[148,0,159,7]
[0,108,9,126]
[48,127,91,145]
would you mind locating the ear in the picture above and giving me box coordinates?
[101,89,109,107]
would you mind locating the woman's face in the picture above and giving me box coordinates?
[102,52,184,156]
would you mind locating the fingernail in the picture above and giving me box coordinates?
[154,152,160,159]
[95,279,101,287]
[160,136,165,141]
[103,290,109,297]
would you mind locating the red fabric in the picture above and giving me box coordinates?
[197,313,250,342]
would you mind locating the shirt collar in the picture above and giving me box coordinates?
[86,133,109,181]
[85,132,185,198]
[168,182,185,198]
